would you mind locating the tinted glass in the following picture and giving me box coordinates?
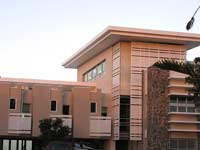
[178,106,186,112]
[187,107,195,112]
[170,139,177,148]
[91,102,96,113]
[51,101,56,111]
[63,105,69,115]
[10,99,16,109]
[170,106,177,112]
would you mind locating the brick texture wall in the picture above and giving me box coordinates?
[147,66,169,150]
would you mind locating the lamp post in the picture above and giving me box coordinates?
[186,5,200,30]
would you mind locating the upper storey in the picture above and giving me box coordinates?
[62,26,200,68]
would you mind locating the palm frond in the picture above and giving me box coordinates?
[153,59,194,76]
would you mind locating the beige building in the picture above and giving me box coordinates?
[1,26,200,150]
[0,78,111,150]
[63,26,200,150]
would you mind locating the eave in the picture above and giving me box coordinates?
[62,26,200,68]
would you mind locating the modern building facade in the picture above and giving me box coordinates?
[62,26,200,150]
[1,26,200,150]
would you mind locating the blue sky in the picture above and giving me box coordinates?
[0,0,200,81]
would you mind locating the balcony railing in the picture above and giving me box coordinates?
[89,116,111,137]
[50,115,72,129]
[8,113,32,134]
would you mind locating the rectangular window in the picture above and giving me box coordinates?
[169,138,196,150]
[188,107,195,112]
[170,95,195,113]
[51,100,57,112]
[91,102,96,113]
[97,64,103,74]
[83,60,105,82]
[170,106,177,112]
[63,105,69,115]
[92,68,97,78]
[178,106,186,112]
[9,98,16,109]
[22,103,30,113]
[88,71,92,81]
[101,107,107,116]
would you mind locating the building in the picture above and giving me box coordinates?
[0,78,111,150]
[62,26,200,150]
[1,26,200,150]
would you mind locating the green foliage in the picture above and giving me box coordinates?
[39,118,71,148]
[154,57,200,105]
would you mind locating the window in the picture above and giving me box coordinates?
[169,95,195,113]
[169,138,196,150]
[9,98,16,110]
[91,102,96,113]
[51,100,57,112]
[22,103,30,113]
[63,105,69,115]
[101,107,107,116]
[83,61,105,82]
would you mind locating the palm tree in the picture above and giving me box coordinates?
[153,57,200,149]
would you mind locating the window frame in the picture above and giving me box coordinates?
[90,102,97,113]
[83,60,106,82]
[50,100,57,112]
[169,95,195,113]
[9,98,17,110]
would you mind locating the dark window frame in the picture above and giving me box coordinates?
[9,98,16,110]
[51,100,57,112]
[91,102,97,113]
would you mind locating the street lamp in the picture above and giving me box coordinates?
[186,5,200,30]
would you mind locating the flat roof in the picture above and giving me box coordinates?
[62,26,200,68]
[0,77,95,87]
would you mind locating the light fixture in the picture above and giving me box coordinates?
[186,5,200,30]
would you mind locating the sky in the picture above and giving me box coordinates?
[0,0,200,81]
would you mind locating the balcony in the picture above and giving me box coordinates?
[89,116,111,137]
[50,115,72,129]
[8,113,32,134]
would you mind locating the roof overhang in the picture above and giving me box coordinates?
[62,26,200,68]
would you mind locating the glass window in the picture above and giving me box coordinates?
[170,99,177,104]
[188,139,195,149]
[101,107,107,116]
[88,71,92,81]
[170,96,177,103]
[187,97,194,104]
[170,138,196,150]
[9,98,16,109]
[178,106,186,112]
[179,139,187,148]
[91,102,96,113]
[51,100,57,111]
[178,96,186,104]
[102,61,105,72]
[22,103,30,113]
[178,98,186,104]
[170,106,177,112]
[187,107,195,112]
[170,139,177,149]
[83,61,106,82]
[92,68,97,78]
[63,105,69,115]
[97,64,103,74]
